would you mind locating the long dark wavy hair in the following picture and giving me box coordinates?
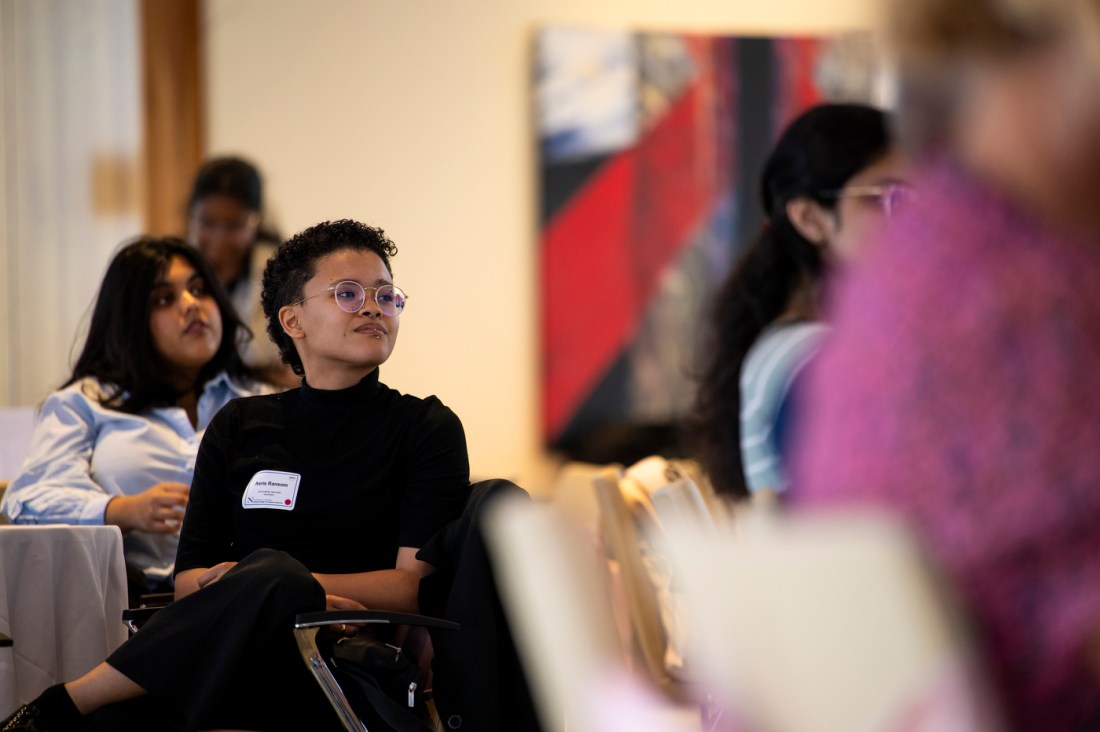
[66,236,252,414]
[691,103,892,499]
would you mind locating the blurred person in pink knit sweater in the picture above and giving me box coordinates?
[792,1,1100,729]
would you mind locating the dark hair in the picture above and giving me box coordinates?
[188,156,281,244]
[262,220,399,376]
[691,103,892,498]
[189,157,263,212]
[67,236,252,414]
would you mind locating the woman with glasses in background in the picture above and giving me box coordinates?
[0,237,267,605]
[691,102,905,501]
[1,219,471,732]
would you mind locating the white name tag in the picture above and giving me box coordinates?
[242,470,301,510]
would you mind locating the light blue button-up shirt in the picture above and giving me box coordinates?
[0,373,263,584]
[740,321,829,493]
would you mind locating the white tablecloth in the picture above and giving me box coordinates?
[0,525,128,715]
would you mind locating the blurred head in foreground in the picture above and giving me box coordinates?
[789,1,1100,728]
[889,0,1100,234]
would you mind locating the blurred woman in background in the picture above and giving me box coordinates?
[691,103,903,500]
[793,1,1100,727]
[187,156,295,386]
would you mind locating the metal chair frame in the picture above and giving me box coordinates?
[293,610,459,732]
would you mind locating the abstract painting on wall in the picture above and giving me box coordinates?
[536,27,878,460]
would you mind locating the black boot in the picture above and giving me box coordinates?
[0,685,81,732]
[0,704,49,732]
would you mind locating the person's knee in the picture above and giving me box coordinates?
[231,549,324,609]
[240,547,306,575]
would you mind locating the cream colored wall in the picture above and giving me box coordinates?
[0,0,144,407]
[203,0,876,494]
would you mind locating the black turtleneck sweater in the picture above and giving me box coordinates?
[175,369,470,576]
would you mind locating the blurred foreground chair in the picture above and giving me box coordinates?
[662,511,1005,732]
[485,495,703,732]
[593,458,733,705]
[546,461,607,537]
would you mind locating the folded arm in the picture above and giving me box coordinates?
[175,546,431,612]
[313,547,431,613]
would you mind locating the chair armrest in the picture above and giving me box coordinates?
[294,609,459,632]
[292,610,457,731]
[121,591,175,635]
[0,632,11,647]
[121,606,162,634]
[138,592,175,607]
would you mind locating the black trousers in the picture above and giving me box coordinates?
[85,548,343,732]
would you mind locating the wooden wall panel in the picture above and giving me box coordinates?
[140,0,203,236]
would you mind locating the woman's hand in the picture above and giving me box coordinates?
[326,594,368,637]
[326,594,368,612]
[196,561,239,589]
[104,482,189,533]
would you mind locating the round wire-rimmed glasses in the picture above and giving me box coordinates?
[294,281,408,316]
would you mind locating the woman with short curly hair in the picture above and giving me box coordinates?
[2,220,470,732]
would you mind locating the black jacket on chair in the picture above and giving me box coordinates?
[417,479,542,732]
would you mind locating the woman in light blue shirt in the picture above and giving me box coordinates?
[691,104,906,499]
[0,237,269,598]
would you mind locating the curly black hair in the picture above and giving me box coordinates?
[261,219,398,376]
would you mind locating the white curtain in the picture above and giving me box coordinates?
[0,0,143,406]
